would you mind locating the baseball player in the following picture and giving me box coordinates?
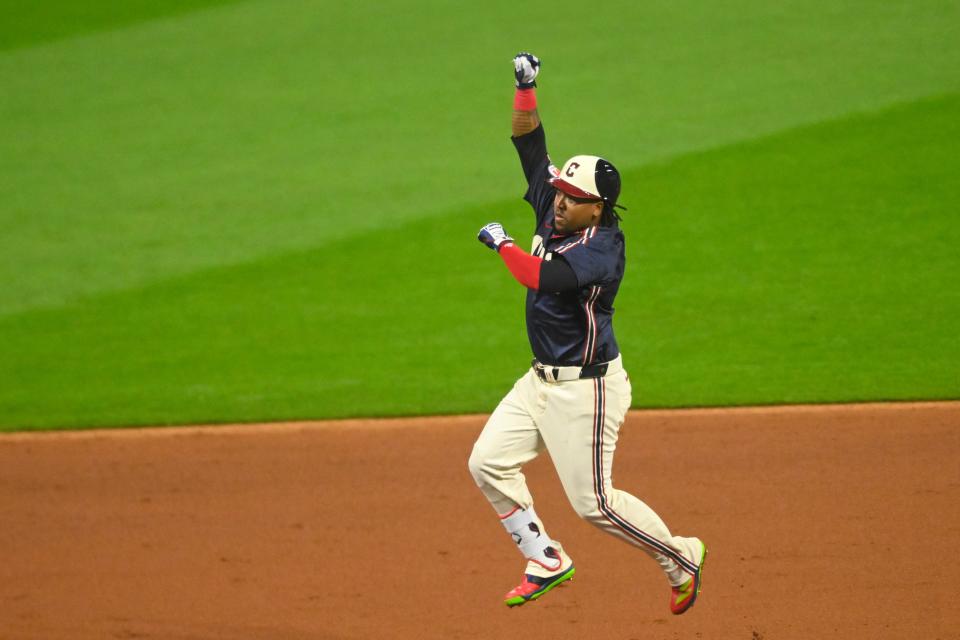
[468,53,707,613]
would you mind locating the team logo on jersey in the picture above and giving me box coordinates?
[532,235,545,257]
[532,235,554,261]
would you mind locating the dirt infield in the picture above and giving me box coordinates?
[1,402,958,640]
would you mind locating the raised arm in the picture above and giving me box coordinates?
[478,54,577,291]
[509,52,556,224]
[512,52,541,137]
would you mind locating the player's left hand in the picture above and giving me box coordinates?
[478,222,514,252]
[513,52,540,88]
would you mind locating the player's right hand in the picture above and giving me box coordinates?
[513,52,540,89]
[478,222,515,252]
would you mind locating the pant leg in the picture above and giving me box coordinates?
[468,370,544,514]
[536,368,700,585]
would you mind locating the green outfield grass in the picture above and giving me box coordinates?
[0,0,246,50]
[1,1,958,429]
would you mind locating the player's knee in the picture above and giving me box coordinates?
[467,444,490,486]
[568,493,603,523]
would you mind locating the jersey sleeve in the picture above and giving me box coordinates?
[511,125,556,226]
[552,227,623,288]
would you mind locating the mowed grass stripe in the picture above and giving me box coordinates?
[0,0,249,51]
[0,199,527,430]
[1,94,957,430]
[3,0,958,316]
[625,92,960,406]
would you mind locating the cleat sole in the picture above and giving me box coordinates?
[505,566,575,607]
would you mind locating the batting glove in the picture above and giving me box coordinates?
[513,52,540,89]
[478,222,515,252]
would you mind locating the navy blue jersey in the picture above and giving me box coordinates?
[512,125,625,367]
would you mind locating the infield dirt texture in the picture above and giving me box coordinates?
[2,403,959,639]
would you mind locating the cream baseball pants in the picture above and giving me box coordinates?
[468,356,700,584]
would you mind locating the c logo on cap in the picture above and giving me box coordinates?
[565,162,580,177]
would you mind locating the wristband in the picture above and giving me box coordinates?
[513,88,537,111]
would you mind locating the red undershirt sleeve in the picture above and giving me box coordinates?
[498,242,542,290]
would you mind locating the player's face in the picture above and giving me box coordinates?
[553,189,603,233]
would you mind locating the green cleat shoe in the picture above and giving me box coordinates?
[670,539,707,615]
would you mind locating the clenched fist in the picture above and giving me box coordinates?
[478,222,515,252]
[513,52,540,89]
